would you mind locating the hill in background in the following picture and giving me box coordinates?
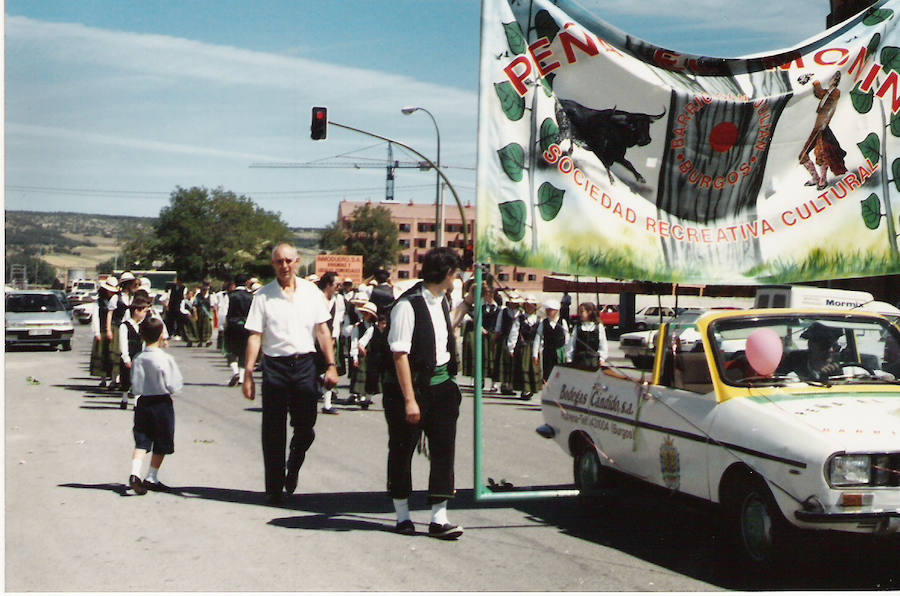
[5,210,323,279]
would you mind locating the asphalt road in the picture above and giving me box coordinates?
[4,324,898,591]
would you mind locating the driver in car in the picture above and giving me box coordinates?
[780,322,843,381]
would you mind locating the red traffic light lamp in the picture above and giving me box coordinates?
[311,106,328,140]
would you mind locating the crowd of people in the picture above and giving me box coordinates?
[84,247,610,539]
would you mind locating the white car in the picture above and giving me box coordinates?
[633,305,680,330]
[6,290,75,350]
[540,308,900,567]
[620,308,705,367]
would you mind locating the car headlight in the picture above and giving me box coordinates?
[829,454,871,487]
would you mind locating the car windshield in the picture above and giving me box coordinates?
[709,314,900,386]
[6,294,64,313]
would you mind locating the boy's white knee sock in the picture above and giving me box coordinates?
[393,498,410,523]
[323,390,333,409]
[431,500,449,525]
[130,458,143,478]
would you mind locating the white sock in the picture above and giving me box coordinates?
[145,466,159,483]
[230,362,239,374]
[238,368,245,383]
[130,458,143,477]
[431,500,449,525]
[393,498,411,523]
[323,390,333,409]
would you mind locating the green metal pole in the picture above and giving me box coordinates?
[473,266,485,498]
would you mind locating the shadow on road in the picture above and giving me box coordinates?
[57,478,897,589]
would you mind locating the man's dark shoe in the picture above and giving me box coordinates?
[284,467,299,494]
[129,474,147,495]
[266,492,283,505]
[395,520,416,535]
[428,522,463,540]
[519,392,533,400]
[144,480,170,492]
[228,373,240,387]
[321,407,339,415]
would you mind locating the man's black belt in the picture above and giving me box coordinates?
[268,352,314,361]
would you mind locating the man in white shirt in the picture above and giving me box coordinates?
[384,247,464,540]
[243,243,338,505]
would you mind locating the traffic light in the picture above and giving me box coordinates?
[310,106,328,140]
[462,243,474,270]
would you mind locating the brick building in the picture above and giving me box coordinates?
[336,199,548,292]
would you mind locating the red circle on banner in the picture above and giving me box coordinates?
[709,122,739,152]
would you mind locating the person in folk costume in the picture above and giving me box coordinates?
[165,277,185,339]
[337,278,356,376]
[316,272,344,415]
[192,281,214,347]
[369,268,396,317]
[533,299,570,383]
[798,70,847,191]
[224,273,254,387]
[343,295,366,404]
[348,301,379,409]
[478,285,502,391]
[212,279,233,352]
[134,285,169,345]
[117,294,153,410]
[90,275,119,388]
[383,247,465,539]
[566,302,609,371]
[179,287,199,347]
[507,295,542,400]
[493,291,522,395]
[107,271,140,391]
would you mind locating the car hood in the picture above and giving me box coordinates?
[744,391,900,452]
[6,311,71,325]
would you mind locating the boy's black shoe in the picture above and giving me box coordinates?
[129,475,147,495]
[228,373,240,387]
[284,467,299,494]
[119,399,128,410]
[144,480,169,492]
[428,522,463,540]
[519,392,533,400]
[98,379,107,388]
[359,398,372,410]
[395,520,416,535]
[321,407,339,415]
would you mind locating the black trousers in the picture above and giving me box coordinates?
[261,354,318,497]
[382,378,461,505]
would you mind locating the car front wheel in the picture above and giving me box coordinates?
[724,473,790,569]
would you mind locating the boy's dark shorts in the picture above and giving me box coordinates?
[133,395,175,455]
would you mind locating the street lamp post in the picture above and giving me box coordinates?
[401,106,442,248]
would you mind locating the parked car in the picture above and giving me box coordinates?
[633,305,680,330]
[540,308,900,568]
[66,280,98,306]
[599,304,620,328]
[6,290,75,350]
[72,302,94,325]
[620,308,705,368]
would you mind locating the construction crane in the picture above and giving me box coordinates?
[250,142,431,201]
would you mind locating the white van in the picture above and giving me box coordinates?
[753,285,873,310]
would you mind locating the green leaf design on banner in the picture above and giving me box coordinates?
[494,82,525,121]
[497,143,526,182]
[539,118,560,152]
[503,22,527,55]
[880,45,900,74]
[857,132,881,165]
[892,111,900,137]
[499,200,527,241]
[537,182,565,221]
[851,82,874,114]
[892,158,900,192]
[868,33,882,59]
[861,194,882,230]
[864,9,894,25]
[540,76,553,97]
[534,10,560,43]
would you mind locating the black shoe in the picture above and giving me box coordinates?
[205,341,212,347]
[284,467,299,494]
[119,399,128,410]
[129,475,147,495]
[519,392,533,400]
[359,398,372,410]
[107,382,119,392]
[428,522,463,540]
[185,341,192,347]
[144,480,169,492]
[346,393,359,405]
[228,373,240,387]
[395,520,416,535]
[321,407,339,415]
[266,492,283,505]
[99,379,107,388]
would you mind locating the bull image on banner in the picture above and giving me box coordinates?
[476,0,900,284]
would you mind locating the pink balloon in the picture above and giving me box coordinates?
[745,328,783,377]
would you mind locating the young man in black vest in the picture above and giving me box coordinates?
[383,247,464,540]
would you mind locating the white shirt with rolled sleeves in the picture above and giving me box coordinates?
[565,321,608,362]
[388,285,451,367]
[130,347,183,397]
[244,276,331,357]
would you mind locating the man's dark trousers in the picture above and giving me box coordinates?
[261,354,319,498]
[383,378,461,505]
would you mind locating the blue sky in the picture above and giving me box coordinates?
[5,0,827,227]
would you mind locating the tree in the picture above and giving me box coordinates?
[5,253,59,287]
[321,204,399,276]
[153,186,293,281]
